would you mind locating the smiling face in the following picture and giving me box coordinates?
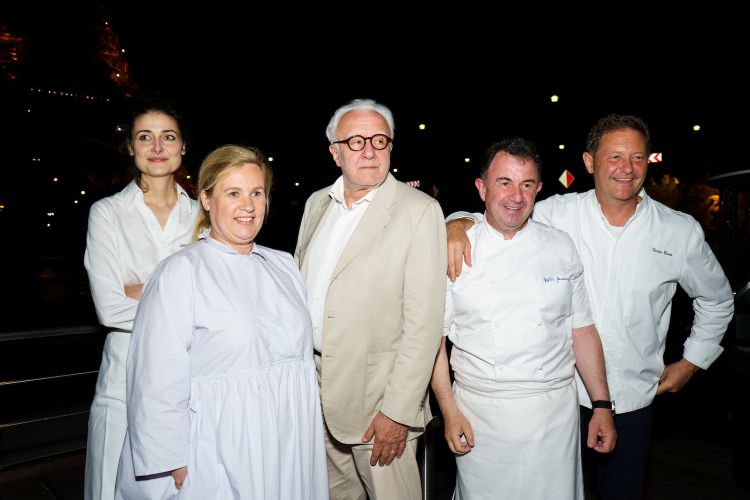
[199,163,266,255]
[128,111,185,181]
[475,152,542,239]
[584,128,648,209]
[328,109,392,203]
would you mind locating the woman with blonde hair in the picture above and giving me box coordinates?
[115,145,327,499]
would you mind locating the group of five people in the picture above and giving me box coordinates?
[83,97,734,499]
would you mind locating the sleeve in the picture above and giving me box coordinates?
[83,202,138,331]
[571,259,594,329]
[380,200,448,423]
[445,211,484,223]
[679,223,734,369]
[443,278,455,338]
[126,254,194,476]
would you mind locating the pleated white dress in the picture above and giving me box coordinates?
[114,237,328,499]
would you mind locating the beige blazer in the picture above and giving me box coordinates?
[295,174,447,444]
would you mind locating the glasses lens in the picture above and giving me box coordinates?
[347,136,365,151]
[371,135,389,150]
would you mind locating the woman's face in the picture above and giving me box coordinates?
[200,163,267,255]
[128,111,185,180]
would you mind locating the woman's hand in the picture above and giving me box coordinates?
[171,466,187,489]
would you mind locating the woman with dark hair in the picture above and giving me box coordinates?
[83,98,198,500]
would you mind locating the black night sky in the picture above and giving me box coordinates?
[0,3,748,329]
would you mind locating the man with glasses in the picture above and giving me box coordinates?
[295,98,447,500]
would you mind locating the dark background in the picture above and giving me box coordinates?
[1,3,749,498]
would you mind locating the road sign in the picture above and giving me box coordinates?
[558,169,575,188]
[648,152,663,163]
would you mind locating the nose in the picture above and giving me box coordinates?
[152,139,163,153]
[509,185,524,202]
[361,138,376,159]
[622,157,635,172]
[240,200,255,212]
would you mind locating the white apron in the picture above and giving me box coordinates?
[453,376,582,500]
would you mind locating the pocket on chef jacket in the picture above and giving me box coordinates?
[540,274,573,317]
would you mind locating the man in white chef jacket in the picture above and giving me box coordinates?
[445,115,735,500]
[431,137,616,500]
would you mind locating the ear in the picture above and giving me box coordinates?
[536,181,543,195]
[199,190,210,211]
[329,144,342,168]
[583,152,594,174]
[181,143,186,156]
[474,178,487,202]
[127,143,134,156]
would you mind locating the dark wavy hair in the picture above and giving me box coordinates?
[480,137,542,181]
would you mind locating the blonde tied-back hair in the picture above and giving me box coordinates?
[192,144,273,241]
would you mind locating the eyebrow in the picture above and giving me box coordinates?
[134,129,179,135]
[222,185,265,191]
[495,177,537,184]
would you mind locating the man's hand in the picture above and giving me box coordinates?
[447,219,474,282]
[442,409,474,455]
[361,411,408,466]
[124,283,144,300]
[587,409,616,453]
[657,358,700,395]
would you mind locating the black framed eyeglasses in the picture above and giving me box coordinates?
[332,134,393,151]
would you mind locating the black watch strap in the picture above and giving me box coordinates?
[591,400,615,414]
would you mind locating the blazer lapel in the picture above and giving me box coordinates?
[331,174,396,280]
[299,195,334,280]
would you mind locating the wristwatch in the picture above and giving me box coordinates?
[591,400,616,415]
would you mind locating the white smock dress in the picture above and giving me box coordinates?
[83,181,197,500]
[445,219,594,500]
[114,236,328,499]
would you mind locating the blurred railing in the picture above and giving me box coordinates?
[0,326,105,469]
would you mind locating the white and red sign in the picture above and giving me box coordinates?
[558,169,575,188]
[648,152,663,163]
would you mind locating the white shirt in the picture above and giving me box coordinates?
[84,181,198,332]
[305,176,379,351]
[446,219,593,387]
[450,189,734,412]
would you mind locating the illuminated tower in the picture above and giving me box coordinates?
[92,12,138,96]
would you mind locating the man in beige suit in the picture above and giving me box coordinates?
[295,98,447,500]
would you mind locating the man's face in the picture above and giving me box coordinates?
[475,152,541,239]
[328,109,392,195]
[584,128,648,206]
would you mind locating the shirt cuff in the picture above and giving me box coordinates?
[682,337,724,369]
[445,211,476,223]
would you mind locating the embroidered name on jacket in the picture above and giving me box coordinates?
[543,276,570,283]
[651,248,673,256]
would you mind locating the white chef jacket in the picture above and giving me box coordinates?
[446,219,594,387]
[83,180,197,500]
[84,180,198,332]
[450,189,734,413]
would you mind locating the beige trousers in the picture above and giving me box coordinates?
[324,426,421,500]
[314,353,422,500]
